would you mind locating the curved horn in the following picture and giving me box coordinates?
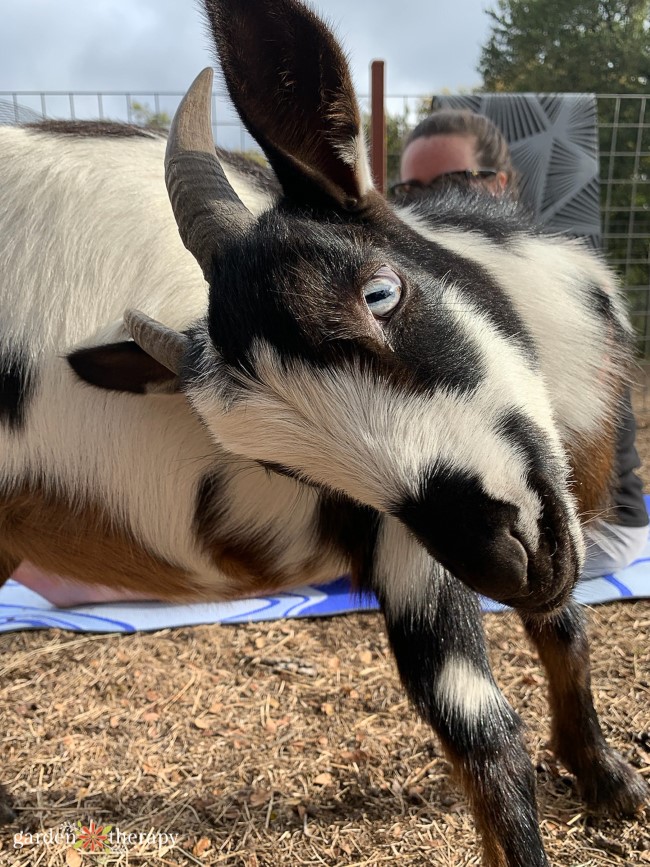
[165,67,254,279]
[124,309,190,375]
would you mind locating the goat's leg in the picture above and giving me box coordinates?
[374,567,548,867]
[520,601,648,814]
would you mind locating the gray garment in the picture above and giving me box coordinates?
[581,520,648,580]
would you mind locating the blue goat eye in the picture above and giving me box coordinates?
[363,267,402,318]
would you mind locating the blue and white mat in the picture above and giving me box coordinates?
[1,524,649,635]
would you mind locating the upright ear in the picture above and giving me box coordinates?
[203,0,374,211]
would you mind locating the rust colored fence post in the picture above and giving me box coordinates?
[370,60,386,195]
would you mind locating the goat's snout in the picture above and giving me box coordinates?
[393,466,580,612]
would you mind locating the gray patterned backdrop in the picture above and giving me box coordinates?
[432,93,602,249]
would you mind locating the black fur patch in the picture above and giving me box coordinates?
[379,572,547,865]
[407,186,533,245]
[585,281,632,348]
[316,492,380,589]
[378,206,538,361]
[494,408,560,479]
[24,119,163,138]
[205,207,490,399]
[494,408,580,606]
[378,570,511,731]
[392,465,526,603]
[0,350,33,430]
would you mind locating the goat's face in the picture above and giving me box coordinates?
[181,201,584,613]
[72,0,587,612]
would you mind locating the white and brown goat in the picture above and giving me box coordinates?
[0,0,647,863]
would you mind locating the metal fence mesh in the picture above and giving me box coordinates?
[599,95,650,358]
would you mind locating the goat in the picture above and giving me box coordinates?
[0,0,647,863]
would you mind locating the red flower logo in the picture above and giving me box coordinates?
[74,820,112,852]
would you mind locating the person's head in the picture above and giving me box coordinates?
[393,109,518,201]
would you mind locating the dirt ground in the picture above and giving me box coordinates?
[0,395,649,866]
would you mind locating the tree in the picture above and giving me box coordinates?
[479,0,649,94]
[129,100,171,132]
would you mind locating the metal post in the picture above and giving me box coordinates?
[370,60,386,195]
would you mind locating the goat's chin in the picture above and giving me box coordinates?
[484,552,579,615]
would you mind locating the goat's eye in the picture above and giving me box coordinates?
[363,266,402,319]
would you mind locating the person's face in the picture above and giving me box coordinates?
[399,133,508,197]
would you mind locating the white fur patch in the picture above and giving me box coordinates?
[333,128,374,197]
[436,657,507,721]
[0,126,318,598]
[397,210,626,443]
[373,516,440,619]
[0,353,346,596]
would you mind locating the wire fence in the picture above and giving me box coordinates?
[2,88,648,358]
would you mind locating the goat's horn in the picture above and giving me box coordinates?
[124,309,190,375]
[165,67,254,279]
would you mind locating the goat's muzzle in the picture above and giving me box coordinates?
[392,468,581,613]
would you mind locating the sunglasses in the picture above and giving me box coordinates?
[389,169,498,198]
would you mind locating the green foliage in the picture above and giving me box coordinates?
[129,100,171,131]
[479,0,650,93]
[364,97,433,188]
[232,149,268,167]
[384,108,411,187]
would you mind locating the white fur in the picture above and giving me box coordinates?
[0,123,621,601]
[0,352,346,596]
[0,126,273,359]
[190,316,582,563]
[333,128,374,198]
[0,125,348,596]
[373,516,440,619]
[397,209,626,444]
[436,657,508,721]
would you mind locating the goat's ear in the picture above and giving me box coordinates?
[67,342,180,394]
[204,0,374,212]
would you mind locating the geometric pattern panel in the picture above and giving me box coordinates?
[431,93,601,248]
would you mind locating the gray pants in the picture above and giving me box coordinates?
[581,520,649,580]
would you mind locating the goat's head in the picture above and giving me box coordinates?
[71,0,592,613]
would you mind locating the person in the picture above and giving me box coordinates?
[392,108,649,580]
[392,109,515,200]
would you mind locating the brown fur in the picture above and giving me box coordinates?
[439,740,539,867]
[0,484,199,601]
[566,418,617,522]
[193,473,322,600]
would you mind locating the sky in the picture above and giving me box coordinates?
[0,0,493,99]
